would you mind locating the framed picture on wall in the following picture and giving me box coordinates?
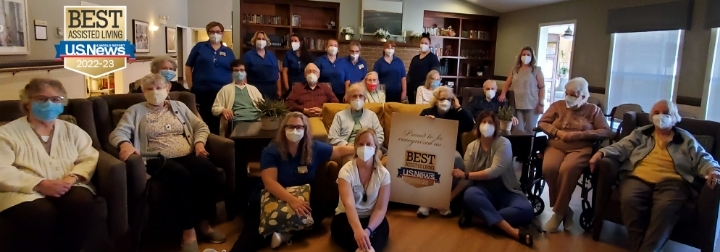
[132,19,150,53]
[0,0,29,55]
[165,27,177,53]
[362,0,403,35]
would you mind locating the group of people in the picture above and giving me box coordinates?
[1,20,719,252]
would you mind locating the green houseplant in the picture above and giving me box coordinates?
[498,105,514,131]
[255,98,289,130]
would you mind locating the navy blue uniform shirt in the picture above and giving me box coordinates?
[283,51,307,84]
[185,41,235,93]
[315,55,348,94]
[373,56,407,97]
[344,56,368,84]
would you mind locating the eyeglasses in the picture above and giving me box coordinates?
[31,95,65,104]
[285,125,305,130]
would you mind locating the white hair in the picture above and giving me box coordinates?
[139,74,169,89]
[483,80,497,89]
[345,83,366,100]
[565,77,590,98]
[150,56,177,73]
[653,99,682,124]
[429,86,454,106]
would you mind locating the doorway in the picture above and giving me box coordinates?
[537,21,576,111]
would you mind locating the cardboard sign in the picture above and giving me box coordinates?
[387,112,458,209]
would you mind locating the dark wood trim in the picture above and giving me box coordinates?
[676,96,702,107]
[588,86,605,94]
[0,55,175,74]
[424,10,499,21]
[607,0,694,33]
[339,38,415,47]
[707,0,720,28]
[494,75,508,80]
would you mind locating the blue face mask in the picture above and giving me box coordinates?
[431,80,441,88]
[160,70,176,82]
[232,71,246,82]
[31,101,64,122]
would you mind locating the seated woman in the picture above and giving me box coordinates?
[110,74,224,252]
[329,83,385,165]
[415,70,441,104]
[456,111,534,246]
[363,72,386,104]
[417,86,475,217]
[590,99,720,252]
[538,77,611,233]
[331,128,391,252]
[464,80,518,125]
[0,79,98,252]
[212,59,264,135]
[132,55,189,93]
[231,112,354,251]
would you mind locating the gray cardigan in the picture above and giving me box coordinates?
[109,100,209,154]
[328,108,385,146]
[463,136,523,195]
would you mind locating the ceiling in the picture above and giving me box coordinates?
[466,0,570,13]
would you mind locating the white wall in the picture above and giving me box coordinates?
[0,69,85,101]
[187,0,232,28]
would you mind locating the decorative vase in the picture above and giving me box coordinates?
[499,120,513,131]
[260,117,281,130]
[343,34,353,40]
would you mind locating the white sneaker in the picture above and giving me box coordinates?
[270,232,292,248]
[416,206,430,218]
[439,209,452,217]
[563,208,574,231]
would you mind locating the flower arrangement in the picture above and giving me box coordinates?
[341,27,355,36]
[373,28,391,39]
[410,32,423,39]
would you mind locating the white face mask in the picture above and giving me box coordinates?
[145,89,168,105]
[356,145,376,162]
[479,123,495,137]
[327,46,338,55]
[285,129,304,143]
[351,99,364,110]
[385,49,395,56]
[306,73,318,83]
[521,55,532,65]
[565,95,579,108]
[420,44,429,52]
[256,40,267,49]
[350,53,359,60]
[438,100,451,111]
[210,33,223,43]
[484,90,496,99]
[652,114,674,129]
[291,42,300,51]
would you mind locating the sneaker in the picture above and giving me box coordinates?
[563,208,574,231]
[270,232,292,249]
[439,209,452,217]
[416,206,430,218]
[544,213,563,233]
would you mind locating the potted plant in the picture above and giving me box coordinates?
[374,28,390,42]
[341,27,355,40]
[408,32,422,43]
[558,66,569,91]
[498,105,514,131]
[254,98,289,130]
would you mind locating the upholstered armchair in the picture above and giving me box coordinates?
[593,112,720,252]
[0,99,129,251]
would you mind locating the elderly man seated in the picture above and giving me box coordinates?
[464,80,517,125]
[328,83,385,165]
[285,63,339,117]
[590,99,720,252]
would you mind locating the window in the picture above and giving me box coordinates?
[607,30,683,111]
[704,29,720,122]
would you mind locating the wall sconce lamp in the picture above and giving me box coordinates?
[158,15,169,25]
[149,25,159,31]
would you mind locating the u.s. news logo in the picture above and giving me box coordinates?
[54,6,135,78]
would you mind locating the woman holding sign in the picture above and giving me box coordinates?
[331,128,391,252]
[454,110,534,247]
[231,112,354,251]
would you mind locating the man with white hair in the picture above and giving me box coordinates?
[285,63,339,117]
[538,77,612,232]
[465,80,518,125]
[589,99,720,252]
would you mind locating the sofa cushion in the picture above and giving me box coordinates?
[321,103,384,131]
[112,109,126,127]
[693,135,714,153]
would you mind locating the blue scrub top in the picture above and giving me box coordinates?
[373,56,407,94]
[253,140,334,202]
[315,55,348,94]
[345,56,368,84]
[185,41,235,93]
[283,51,306,84]
[243,49,280,85]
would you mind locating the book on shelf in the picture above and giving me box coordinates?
[304,38,328,51]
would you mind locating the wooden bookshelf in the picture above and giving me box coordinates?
[239,0,340,60]
[423,11,498,95]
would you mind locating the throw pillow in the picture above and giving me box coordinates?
[258,184,314,236]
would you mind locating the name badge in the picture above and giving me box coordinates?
[165,124,171,131]
[219,51,226,56]
[358,64,365,69]
[298,166,308,174]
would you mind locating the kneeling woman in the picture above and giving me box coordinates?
[231,112,354,251]
[331,128,391,252]
[456,111,535,246]
[111,74,224,251]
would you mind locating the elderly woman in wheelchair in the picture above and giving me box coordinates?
[589,99,720,252]
[537,77,611,232]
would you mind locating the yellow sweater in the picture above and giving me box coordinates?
[632,133,682,183]
[0,117,98,212]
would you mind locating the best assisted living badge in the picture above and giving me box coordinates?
[55,6,135,78]
[397,150,441,188]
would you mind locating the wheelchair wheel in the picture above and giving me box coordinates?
[580,211,594,230]
[528,194,545,216]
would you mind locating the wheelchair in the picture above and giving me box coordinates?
[517,128,604,231]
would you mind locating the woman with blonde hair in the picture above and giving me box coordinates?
[363,72,385,103]
[243,31,282,99]
[415,70,441,104]
[231,112,354,251]
[498,45,546,133]
[331,128,391,252]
